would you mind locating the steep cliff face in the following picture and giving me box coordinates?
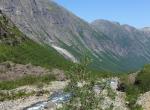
[1,0,150,72]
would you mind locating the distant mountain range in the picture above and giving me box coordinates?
[0,0,150,72]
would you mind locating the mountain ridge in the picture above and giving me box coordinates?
[1,0,150,72]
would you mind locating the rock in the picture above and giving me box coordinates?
[77,81,86,88]
[52,69,66,81]
[128,72,138,84]
[0,96,47,110]
[109,78,119,90]
[117,83,126,92]
[0,80,69,110]
[0,61,13,73]
[44,102,57,110]
[36,90,45,96]
[137,91,150,110]
[113,92,128,110]
[93,85,103,94]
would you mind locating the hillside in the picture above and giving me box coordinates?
[0,10,72,71]
[1,0,150,72]
[92,20,150,72]
[0,0,137,72]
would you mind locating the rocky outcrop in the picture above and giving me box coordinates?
[137,91,150,110]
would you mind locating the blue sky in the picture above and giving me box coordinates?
[55,0,150,28]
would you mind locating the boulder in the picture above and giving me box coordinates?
[44,102,57,110]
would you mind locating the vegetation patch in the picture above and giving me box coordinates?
[0,11,73,71]
[0,91,35,101]
[136,64,150,93]
[0,74,56,90]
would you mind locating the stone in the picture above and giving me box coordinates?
[44,102,57,110]
[36,90,45,96]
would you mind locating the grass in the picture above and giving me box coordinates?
[0,40,73,71]
[59,59,118,110]
[0,91,35,101]
[107,86,116,100]
[0,74,56,90]
[119,66,150,110]
[0,11,73,71]
[136,64,150,93]
[124,64,150,109]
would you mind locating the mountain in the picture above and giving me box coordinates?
[0,0,104,63]
[0,10,72,71]
[92,19,150,71]
[1,0,150,72]
[0,0,120,72]
[141,27,150,35]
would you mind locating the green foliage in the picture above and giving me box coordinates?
[60,58,107,110]
[119,71,144,110]
[122,64,150,109]
[107,86,116,100]
[0,12,73,71]
[132,105,143,110]
[136,64,150,93]
[0,74,56,90]
[61,82,102,110]
[0,40,73,70]
[123,64,150,110]
[0,91,35,101]
[125,85,140,108]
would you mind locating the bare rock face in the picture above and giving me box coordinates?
[1,0,150,72]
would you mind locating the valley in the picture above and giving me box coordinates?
[1,0,150,72]
[0,0,150,110]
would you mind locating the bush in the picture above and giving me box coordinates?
[136,65,150,93]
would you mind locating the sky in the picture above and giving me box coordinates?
[54,0,150,28]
